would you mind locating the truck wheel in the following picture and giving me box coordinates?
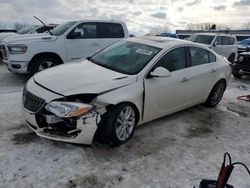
[228,53,235,63]
[29,56,58,75]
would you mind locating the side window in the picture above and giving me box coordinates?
[98,23,124,38]
[221,36,231,45]
[229,37,235,45]
[155,47,186,72]
[209,52,216,63]
[215,36,222,45]
[190,47,209,66]
[70,23,97,39]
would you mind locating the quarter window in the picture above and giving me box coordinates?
[190,47,209,66]
[155,47,186,72]
[209,52,216,63]
[98,23,124,38]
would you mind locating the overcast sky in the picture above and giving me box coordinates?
[0,0,250,34]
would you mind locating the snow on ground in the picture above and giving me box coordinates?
[0,63,249,188]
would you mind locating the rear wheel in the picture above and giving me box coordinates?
[204,80,226,107]
[100,103,137,146]
[29,56,58,76]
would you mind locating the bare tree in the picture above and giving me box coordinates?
[186,22,229,30]
[241,22,250,30]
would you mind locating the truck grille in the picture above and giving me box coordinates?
[0,44,4,59]
[0,45,8,60]
[23,87,46,113]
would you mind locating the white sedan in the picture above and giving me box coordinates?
[22,36,231,146]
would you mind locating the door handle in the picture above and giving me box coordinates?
[181,77,190,83]
[210,69,217,73]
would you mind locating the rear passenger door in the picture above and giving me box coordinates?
[185,46,218,104]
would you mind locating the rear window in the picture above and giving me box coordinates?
[190,47,209,66]
[98,23,124,38]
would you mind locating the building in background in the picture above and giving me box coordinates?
[176,30,250,42]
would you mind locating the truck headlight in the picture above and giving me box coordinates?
[45,101,93,118]
[8,45,27,54]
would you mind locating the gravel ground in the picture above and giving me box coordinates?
[0,63,249,188]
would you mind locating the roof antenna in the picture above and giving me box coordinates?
[33,16,52,35]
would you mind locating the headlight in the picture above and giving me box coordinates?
[8,44,27,54]
[45,101,93,118]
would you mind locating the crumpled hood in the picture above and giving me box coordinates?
[33,59,137,96]
[3,33,57,44]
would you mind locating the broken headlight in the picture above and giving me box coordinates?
[45,101,93,118]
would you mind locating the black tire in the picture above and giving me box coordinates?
[232,72,242,79]
[204,80,226,107]
[228,53,235,63]
[29,56,58,76]
[99,103,137,147]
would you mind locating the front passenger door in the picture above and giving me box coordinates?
[65,23,100,60]
[144,47,191,122]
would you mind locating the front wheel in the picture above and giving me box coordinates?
[29,56,58,76]
[101,103,137,146]
[204,80,226,107]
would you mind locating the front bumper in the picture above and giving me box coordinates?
[231,63,250,76]
[3,59,28,74]
[23,106,100,145]
[22,78,102,145]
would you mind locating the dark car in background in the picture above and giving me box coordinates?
[231,52,250,78]
[238,38,250,54]
[157,32,179,39]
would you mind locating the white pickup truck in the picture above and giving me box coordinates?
[1,20,129,75]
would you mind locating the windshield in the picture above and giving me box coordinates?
[187,35,214,45]
[16,25,39,34]
[90,41,161,75]
[51,21,77,36]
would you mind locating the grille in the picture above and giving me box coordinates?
[0,44,3,59]
[23,87,46,113]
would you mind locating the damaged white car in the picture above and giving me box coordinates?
[22,36,231,146]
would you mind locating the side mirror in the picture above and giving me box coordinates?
[68,32,81,39]
[150,67,171,78]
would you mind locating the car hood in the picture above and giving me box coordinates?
[33,59,137,96]
[3,33,57,44]
[0,33,16,42]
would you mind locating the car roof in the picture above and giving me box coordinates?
[127,36,198,49]
[72,20,125,24]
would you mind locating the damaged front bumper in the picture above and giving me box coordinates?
[23,106,103,145]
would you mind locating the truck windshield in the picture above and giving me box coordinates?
[16,25,39,34]
[90,41,161,75]
[51,21,76,36]
[187,35,214,45]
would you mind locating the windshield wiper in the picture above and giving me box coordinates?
[33,16,52,35]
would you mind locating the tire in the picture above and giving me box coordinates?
[232,72,242,79]
[29,56,58,76]
[100,103,137,146]
[228,53,235,63]
[204,80,226,107]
